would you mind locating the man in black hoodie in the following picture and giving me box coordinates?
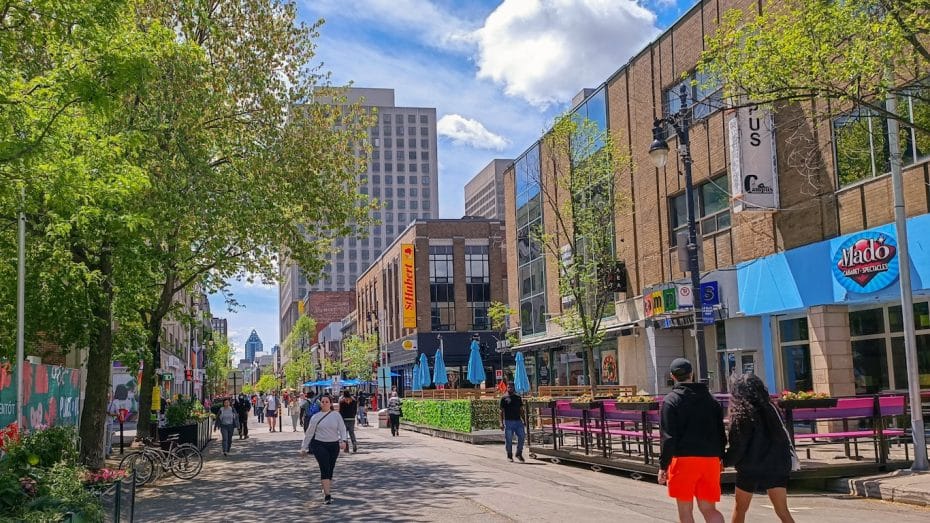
[658,358,726,523]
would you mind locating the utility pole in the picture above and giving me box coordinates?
[16,186,25,429]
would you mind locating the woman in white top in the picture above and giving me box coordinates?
[300,394,349,505]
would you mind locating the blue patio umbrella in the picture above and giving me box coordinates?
[418,353,431,387]
[433,348,448,386]
[467,339,486,384]
[514,352,531,394]
[412,364,422,391]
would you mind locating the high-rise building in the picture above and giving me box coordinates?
[210,317,228,341]
[244,329,263,363]
[279,87,439,342]
[464,159,512,220]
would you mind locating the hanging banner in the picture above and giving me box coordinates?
[730,104,778,211]
[0,362,82,430]
[401,243,417,328]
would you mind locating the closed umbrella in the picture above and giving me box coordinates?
[433,348,448,386]
[418,353,431,387]
[412,364,422,391]
[514,352,531,394]
[467,339,486,384]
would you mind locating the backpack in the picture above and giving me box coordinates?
[308,399,321,416]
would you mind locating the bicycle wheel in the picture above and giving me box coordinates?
[170,444,203,480]
[121,452,155,486]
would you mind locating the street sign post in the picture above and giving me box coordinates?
[377,366,391,394]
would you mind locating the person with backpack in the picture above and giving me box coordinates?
[302,393,321,431]
[234,393,252,439]
[387,391,402,436]
[356,391,370,427]
[299,394,349,505]
[338,390,359,453]
[725,373,796,523]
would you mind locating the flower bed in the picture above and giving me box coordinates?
[401,399,500,433]
[777,391,837,409]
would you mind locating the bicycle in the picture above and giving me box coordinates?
[119,434,203,485]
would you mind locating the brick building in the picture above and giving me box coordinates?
[302,290,356,343]
[502,0,930,396]
[356,218,509,393]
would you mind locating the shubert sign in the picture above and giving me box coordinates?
[401,243,417,328]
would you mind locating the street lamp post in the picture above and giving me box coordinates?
[367,311,385,409]
[649,84,709,383]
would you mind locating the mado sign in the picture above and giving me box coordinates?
[832,231,899,294]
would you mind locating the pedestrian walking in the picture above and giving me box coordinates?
[235,393,252,439]
[288,394,302,432]
[217,399,238,456]
[254,394,265,423]
[338,390,359,453]
[356,391,370,427]
[299,394,349,505]
[302,393,321,432]
[266,391,279,432]
[725,373,797,523]
[499,383,526,462]
[386,392,402,436]
[658,358,727,523]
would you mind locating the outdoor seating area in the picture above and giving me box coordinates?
[527,393,923,480]
[407,388,500,400]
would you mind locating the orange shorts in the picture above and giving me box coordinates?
[667,456,722,502]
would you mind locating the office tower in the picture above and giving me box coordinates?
[244,329,263,363]
[279,88,439,342]
[464,159,512,220]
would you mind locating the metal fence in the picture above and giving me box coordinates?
[62,471,135,523]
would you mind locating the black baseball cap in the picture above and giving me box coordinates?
[670,358,693,378]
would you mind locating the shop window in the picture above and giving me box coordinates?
[779,317,812,392]
[891,335,930,390]
[669,175,731,245]
[852,339,889,394]
[430,302,455,331]
[850,300,930,391]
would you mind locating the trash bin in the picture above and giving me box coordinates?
[378,409,389,429]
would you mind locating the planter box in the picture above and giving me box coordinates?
[777,398,838,409]
[528,400,557,409]
[569,401,602,410]
[615,401,660,411]
[158,419,212,449]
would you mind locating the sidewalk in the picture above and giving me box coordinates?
[836,470,930,507]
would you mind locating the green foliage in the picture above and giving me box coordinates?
[401,400,473,433]
[699,0,930,134]
[321,356,345,378]
[341,335,377,381]
[164,396,206,427]
[22,462,103,522]
[3,427,79,472]
[205,338,233,396]
[488,302,519,347]
[241,383,254,395]
[282,316,317,360]
[470,400,502,430]
[254,375,279,395]
[283,348,315,389]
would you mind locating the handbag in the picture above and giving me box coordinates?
[771,403,801,471]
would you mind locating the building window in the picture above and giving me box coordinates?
[669,175,731,245]
[408,126,415,135]
[384,163,392,172]
[663,70,722,123]
[408,151,417,160]
[431,302,455,331]
[398,200,406,209]
[410,188,418,198]
[778,317,812,392]
[421,176,430,185]
[383,114,392,123]
[515,143,547,336]
[396,125,404,136]
[420,127,429,136]
[420,115,428,124]
[420,151,430,160]
[383,125,391,137]
[407,114,416,124]
[397,163,405,172]
[397,188,405,198]
[408,138,416,148]
[421,164,430,173]
[422,200,430,210]
[849,302,930,393]
[410,163,418,172]
[466,245,491,330]
[372,162,380,172]
[396,138,403,148]
[421,139,429,148]
[430,245,455,331]
[410,200,418,210]
[833,87,929,187]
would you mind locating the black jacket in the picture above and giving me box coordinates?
[659,382,726,470]
[724,402,792,476]
[234,398,251,418]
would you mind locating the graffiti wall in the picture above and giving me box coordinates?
[0,362,82,430]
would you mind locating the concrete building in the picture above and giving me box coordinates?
[210,317,228,341]
[244,329,263,363]
[279,87,440,343]
[464,159,512,220]
[158,286,209,399]
[500,0,930,398]
[356,218,509,394]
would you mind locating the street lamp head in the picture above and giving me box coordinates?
[649,120,670,168]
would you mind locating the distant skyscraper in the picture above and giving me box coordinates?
[279,87,440,342]
[464,159,512,220]
[244,329,263,363]
[210,317,228,341]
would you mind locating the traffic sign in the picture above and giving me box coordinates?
[495,369,503,379]
[377,366,391,390]
[161,373,174,382]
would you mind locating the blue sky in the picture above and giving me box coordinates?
[209,0,696,359]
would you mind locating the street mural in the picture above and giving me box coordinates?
[0,362,82,430]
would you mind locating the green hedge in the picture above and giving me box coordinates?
[401,398,504,433]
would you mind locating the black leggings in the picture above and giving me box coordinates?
[311,440,341,480]
[389,414,400,434]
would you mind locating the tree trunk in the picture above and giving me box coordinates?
[135,275,175,439]
[585,345,597,395]
[78,253,113,469]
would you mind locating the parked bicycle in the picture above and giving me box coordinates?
[118,434,203,485]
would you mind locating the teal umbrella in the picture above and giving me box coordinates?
[433,348,448,386]
[514,352,531,394]
[418,353,431,387]
[412,364,422,391]
[467,339,486,384]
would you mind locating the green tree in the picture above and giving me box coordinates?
[283,348,315,389]
[254,374,279,394]
[699,0,930,133]
[530,115,630,388]
[488,301,519,347]
[205,338,233,396]
[282,316,317,361]
[321,356,344,378]
[341,335,377,381]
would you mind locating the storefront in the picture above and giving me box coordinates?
[737,214,930,396]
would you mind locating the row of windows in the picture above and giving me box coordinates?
[381,114,430,125]
[669,175,731,245]
[369,162,431,174]
[364,174,431,186]
[372,150,431,161]
[371,137,431,149]
[374,126,431,137]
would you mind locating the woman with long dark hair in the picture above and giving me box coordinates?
[724,374,795,523]
[299,394,349,505]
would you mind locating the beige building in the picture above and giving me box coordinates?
[464,159,512,220]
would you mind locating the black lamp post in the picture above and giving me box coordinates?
[648,84,708,383]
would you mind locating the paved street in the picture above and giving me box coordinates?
[135,418,930,522]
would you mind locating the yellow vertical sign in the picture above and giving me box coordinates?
[298,300,305,315]
[152,386,161,412]
[401,243,417,328]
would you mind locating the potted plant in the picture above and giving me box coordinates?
[777,390,837,409]
[527,396,556,408]
[569,394,601,410]
[158,396,200,446]
[615,394,660,411]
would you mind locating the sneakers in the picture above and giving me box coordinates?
[353,445,358,453]
[223,452,227,456]
[507,455,514,462]
[516,454,525,463]
[323,495,332,505]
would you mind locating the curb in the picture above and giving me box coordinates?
[831,470,930,508]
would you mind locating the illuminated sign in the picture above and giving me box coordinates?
[832,232,899,294]
[401,244,417,328]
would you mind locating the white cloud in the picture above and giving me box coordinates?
[471,0,661,107]
[437,114,510,150]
